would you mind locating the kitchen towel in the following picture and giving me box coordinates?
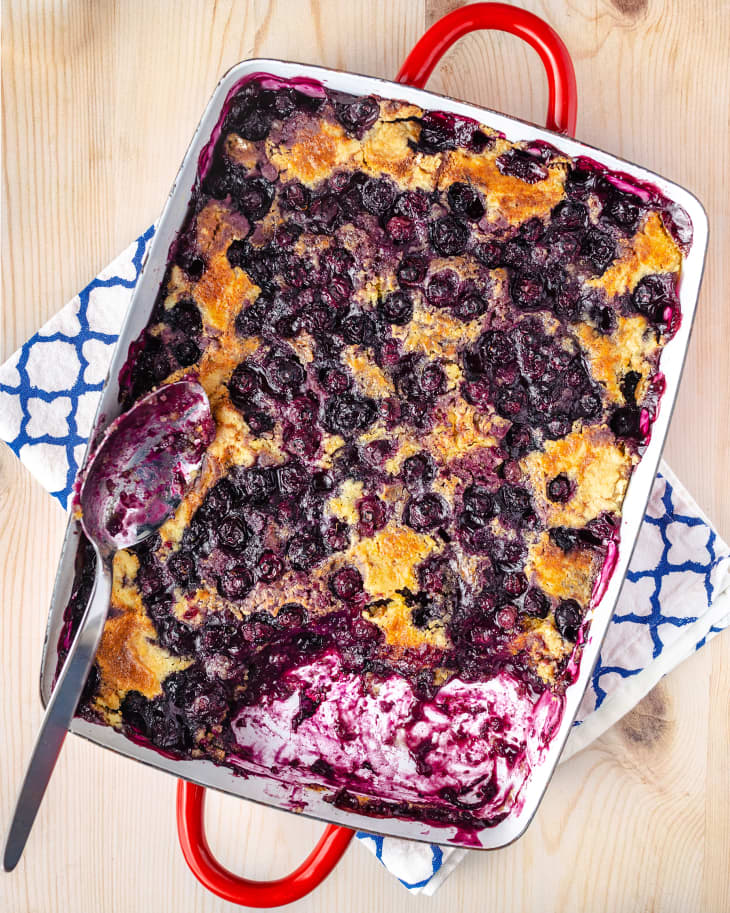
[2,231,729,896]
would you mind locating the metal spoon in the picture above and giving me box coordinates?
[3,379,214,872]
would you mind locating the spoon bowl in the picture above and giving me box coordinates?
[80,379,214,554]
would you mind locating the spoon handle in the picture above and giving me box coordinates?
[3,550,112,872]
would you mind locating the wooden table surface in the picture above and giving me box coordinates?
[2,2,729,911]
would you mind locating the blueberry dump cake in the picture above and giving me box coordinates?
[60,74,691,833]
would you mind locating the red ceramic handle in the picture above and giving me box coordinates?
[176,782,355,907]
[176,6,578,905]
[396,1,577,136]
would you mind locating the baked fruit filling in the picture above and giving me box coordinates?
[59,75,690,832]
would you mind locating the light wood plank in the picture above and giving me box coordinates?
[2,2,729,911]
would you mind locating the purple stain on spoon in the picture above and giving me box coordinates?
[78,380,215,551]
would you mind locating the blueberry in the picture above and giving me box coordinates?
[453,291,487,321]
[154,617,196,656]
[279,254,307,288]
[496,148,549,184]
[495,385,527,420]
[580,228,616,275]
[416,112,456,152]
[276,602,308,628]
[380,290,413,325]
[364,439,392,466]
[244,409,275,435]
[218,565,253,600]
[217,517,249,553]
[547,473,572,503]
[340,312,376,346]
[420,363,446,396]
[358,495,387,536]
[503,572,527,596]
[333,94,380,133]
[136,561,167,597]
[553,282,583,322]
[240,466,277,504]
[120,690,148,733]
[321,246,354,278]
[202,156,242,199]
[257,550,283,583]
[235,297,269,337]
[473,240,503,268]
[385,215,415,244]
[312,470,334,493]
[523,587,550,618]
[237,109,272,141]
[309,194,341,231]
[235,177,274,220]
[228,364,259,410]
[549,526,580,552]
[167,298,203,336]
[395,357,445,401]
[462,484,496,526]
[609,405,642,439]
[319,365,351,394]
[323,394,377,437]
[174,233,206,280]
[554,599,582,641]
[397,255,428,287]
[264,352,305,398]
[286,531,325,570]
[292,89,324,113]
[330,566,364,601]
[505,423,534,458]
[447,182,485,220]
[168,550,196,587]
[590,303,617,335]
[283,423,321,458]
[551,200,589,231]
[392,190,429,220]
[544,413,572,439]
[360,178,397,215]
[603,189,641,231]
[323,518,350,552]
[401,453,436,491]
[477,329,515,370]
[174,339,201,367]
[631,274,677,324]
[491,537,527,567]
[564,166,597,199]
[273,88,297,118]
[281,182,310,211]
[130,336,172,397]
[516,342,548,381]
[543,230,582,268]
[277,459,309,498]
[430,216,470,256]
[576,391,602,420]
[197,479,234,521]
[499,485,532,522]
[620,370,642,404]
[511,272,545,310]
[405,493,449,532]
[425,271,459,308]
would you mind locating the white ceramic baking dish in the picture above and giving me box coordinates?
[38,45,708,855]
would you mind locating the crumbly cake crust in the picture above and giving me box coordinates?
[59,75,687,830]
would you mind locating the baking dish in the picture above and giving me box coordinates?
[37,2,707,904]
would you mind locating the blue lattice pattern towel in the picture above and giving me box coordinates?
[1,232,729,895]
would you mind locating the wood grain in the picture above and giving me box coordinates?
[2,2,729,911]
